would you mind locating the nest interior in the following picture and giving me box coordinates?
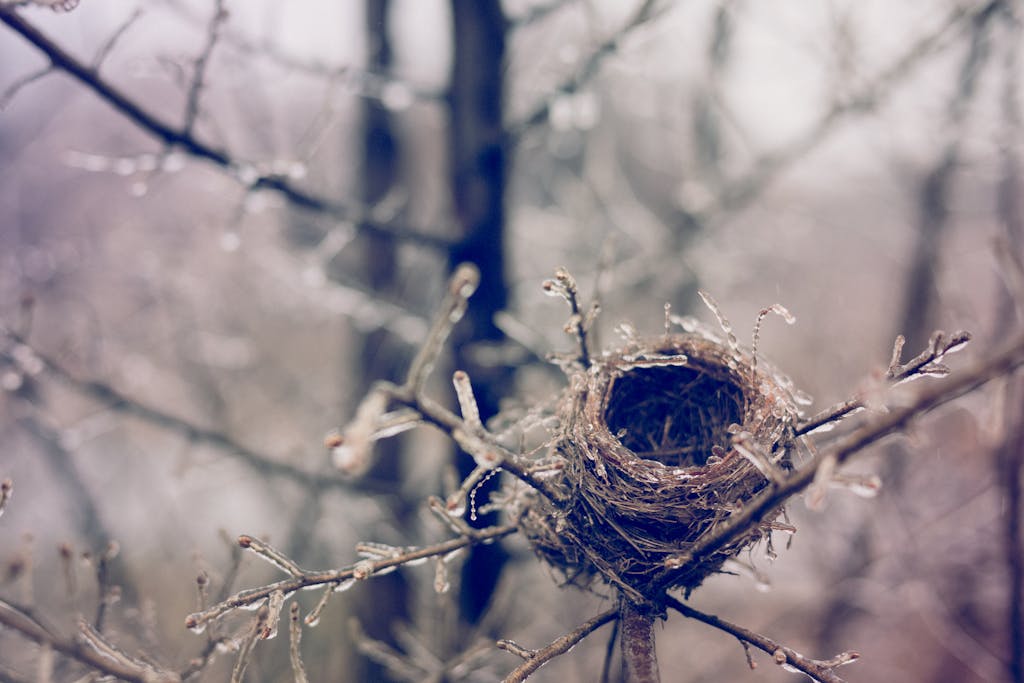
[520,333,799,602]
[604,364,745,468]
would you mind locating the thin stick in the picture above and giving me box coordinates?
[185,524,516,631]
[498,607,617,682]
[0,9,450,251]
[667,597,856,683]
[670,332,1024,581]
[0,600,179,683]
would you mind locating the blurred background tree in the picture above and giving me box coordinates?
[1,0,1022,681]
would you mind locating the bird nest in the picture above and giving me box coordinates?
[521,330,802,602]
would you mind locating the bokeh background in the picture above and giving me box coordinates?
[1,0,1021,681]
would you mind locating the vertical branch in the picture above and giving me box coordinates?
[448,0,510,627]
[619,601,660,683]
[182,0,226,134]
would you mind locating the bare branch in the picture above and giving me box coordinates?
[1,331,351,490]
[508,0,662,141]
[796,330,971,436]
[0,8,452,251]
[543,267,591,368]
[669,331,1024,581]
[288,603,309,683]
[498,606,617,682]
[0,599,180,682]
[0,65,51,109]
[667,596,857,683]
[182,0,226,134]
[184,523,517,632]
[91,8,143,69]
[405,262,481,393]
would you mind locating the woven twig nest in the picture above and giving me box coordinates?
[522,328,803,602]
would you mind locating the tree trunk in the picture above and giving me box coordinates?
[447,0,510,627]
[619,601,661,683]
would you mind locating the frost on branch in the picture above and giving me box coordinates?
[173,265,1001,682]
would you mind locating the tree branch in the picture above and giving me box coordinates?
[184,523,517,632]
[667,596,857,683]
[497,606,617,682]
[0,332,353,490]
[619,601,660,683]
[0,599,180,683]
[668,331,1024,581]
[0,8,452,251]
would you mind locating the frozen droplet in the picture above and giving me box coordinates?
[332,579,356,593]
[433,560,450,594]
[549,96,574,132]
[113,158,136,176]
[380,81,414,111]
[161,153,185,173]
[831,473,882,498]
[442,548,464,564]
[352,560,375,580]
[669,314,701,333]
[790,387,813,406]
[404,557,428,567]
[240,599,266,611]
[804,420,835,435]
[188,621,207,635]
[1,371,23,392]
[698,290,738,354]
[233,164,259,185]
[12,345,44,375]
[615,322,638,342]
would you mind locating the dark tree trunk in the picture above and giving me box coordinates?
[447,0,510,627]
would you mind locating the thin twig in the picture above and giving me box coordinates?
[498,607,617,682]
[667,596,857,683]
[0,8,451,251]
[0,65,51,109]
[670,331,1024,581]
[507,0,662,142]
[795,330,971,437]
[1,332,352,490]
[184,524,517,631]
[91,8,143,69]
[0,600,180,682]
[182,0,226,134]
